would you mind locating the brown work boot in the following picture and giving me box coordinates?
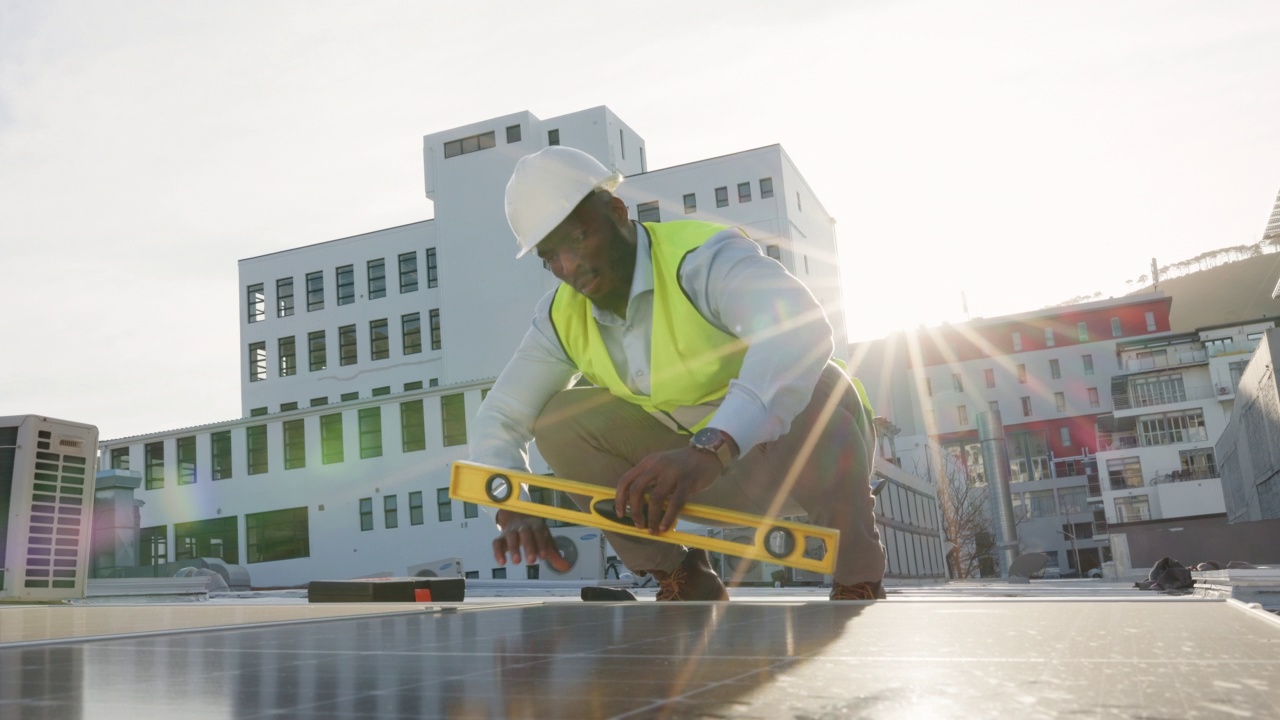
[829,580,886,601]
[652,549,730,601]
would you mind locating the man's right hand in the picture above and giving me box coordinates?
[492,509,572,572]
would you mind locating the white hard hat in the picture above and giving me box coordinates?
[505,146,624,258]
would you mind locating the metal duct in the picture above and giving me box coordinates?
[977,410,1019,576]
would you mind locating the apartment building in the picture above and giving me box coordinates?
[97,106,879,588]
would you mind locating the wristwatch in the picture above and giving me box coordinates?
[690,427,738,470]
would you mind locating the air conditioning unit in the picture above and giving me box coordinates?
[546,526,606,580]
[1,415,98,602]
[408,557,464,578]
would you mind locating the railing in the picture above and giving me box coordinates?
[1206,339,1260,358]
[1114,510,1151,523]
[1121,349,1208,373]
[1097,432,1140,451]
[1086,473,1102,498]
[1150,466,1219,484]
[1112,384,1219,411]
[1107,475,1145,491]
[1091,504,1108,537]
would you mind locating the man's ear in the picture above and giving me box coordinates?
[607,194,630,226]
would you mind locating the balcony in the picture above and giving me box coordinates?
[1097,427,1208,451]
[1206,338,1260,359]
[1096,431,1140,451]
[1150,466,1219,484]
[1086,473,1102,499]
[1112,384,1219,412]
[1119,348,1208,375]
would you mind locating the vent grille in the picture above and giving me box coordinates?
[25,442,88,591]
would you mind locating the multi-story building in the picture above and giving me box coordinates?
[1263,186,1280,241]
[97,106,874,588]
[860,293,1275,576]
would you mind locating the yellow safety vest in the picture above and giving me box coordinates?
[549,220,747,432]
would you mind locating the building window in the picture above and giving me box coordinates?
[250,407,268,417]
[144,441,164,490]
[359,498,373,531]
[401,313,422,355]
[637,201,660,223]
[443,130,496,158]
[367,259,386,300]
[1077,322,1088,342]
[765,245,782,261]
[430,309,442,350]
[1021,396,1032,417]
[1083,354,1094,375]
[110,447,130,470]
[306,271,324,311]
[796,191,802,211]
[505,124,521,143]
[140,526,167,566]
[1025,490,1056,519]
[437,487,453,522]
[307,330,326,371]
[1060,427,1072,446]
[760,177,774,198]
[358,407,382,459]
[1114,495,1151,523]
[1088,387,1100,408]
[441,393,467,447]
[1011,331,1023,352]
[246,425,268,475]
[984,368,995,388]
[465,502,478,519]
[320,413,343,464]
[715,186,728,208]
[738,182,751,203]
[1055,392,1066,412]
[1145,311,1157,331]
[683,193,696,214]
[1058,487,1088,515]
[951,373,963,392]
[425,248,438,288]
[283,419,305,470]
[370,319,390,361]
[1050,359,1061,380]
[1111,317,1123,337]
[384,495,399,529]
[176,436,196,485]
[492,568,507,579]
[372,386,390,397]
[988,400,999,416]
[399,252,418,293]
[341,391,358,402]
[247,283,265,323]
[249,342,267,382]
[278,336,296,377]
[957,405,968,426]
[338,325,357,366]
[175,517,239,563]
[1138,411,1207,446]
[1017,364,1027,383]
[1179,447,1217,479]
[212,431,232,480]
[401,400,426,452]
[336,265,355,305]
[276,277,294,317]
[280,402,298,412]
[547,129,560,146]
[619,129,625,159]
[409,491,424,525]
[246,507,309,563]
[1130,373,1187,407]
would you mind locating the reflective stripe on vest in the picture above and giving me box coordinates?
[549,220,748,432]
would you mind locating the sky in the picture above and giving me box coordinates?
[3,0,1280,440]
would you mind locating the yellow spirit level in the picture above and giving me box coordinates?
[450,460,838,575]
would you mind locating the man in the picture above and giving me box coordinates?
[468,146,886,600]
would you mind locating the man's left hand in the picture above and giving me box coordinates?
[615,448,723,535]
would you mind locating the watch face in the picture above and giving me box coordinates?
[692,428,722,449]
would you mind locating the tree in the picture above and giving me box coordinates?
[913,449,998,579]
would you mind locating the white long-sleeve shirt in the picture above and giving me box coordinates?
[468,222,835,472]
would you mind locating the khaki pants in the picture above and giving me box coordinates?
[533,363,886,585]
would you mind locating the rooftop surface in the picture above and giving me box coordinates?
[2,581,1278,719]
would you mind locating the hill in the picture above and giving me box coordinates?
[1128,252,1280,332]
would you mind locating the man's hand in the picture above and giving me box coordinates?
[492,509,571,572]
[615,447,723,535]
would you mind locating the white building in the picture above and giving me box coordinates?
[97,106,859,588]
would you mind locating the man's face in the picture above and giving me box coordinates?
[535,194,635,314]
